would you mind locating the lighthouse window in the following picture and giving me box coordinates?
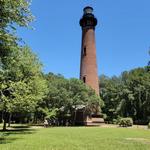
[83,76,86,83]
[83,47,86,56]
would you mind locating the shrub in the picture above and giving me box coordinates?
[118,118,133,127]
[148,122,150,129]
[113,119,117,124]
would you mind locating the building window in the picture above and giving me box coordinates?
[83,76,86,83]
[83,46,86,56]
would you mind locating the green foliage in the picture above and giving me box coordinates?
[118,118,133,127]
[34,73,103,125]
[99,75,121,122]
[0,0,47,130]
[45,108,59,120]
[100,67,150,124]
[0,0,33,28]
[0,0,34,61]
[0,46,47,131]
[0,46,47,112]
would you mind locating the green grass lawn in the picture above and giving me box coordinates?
[0,125,150,150]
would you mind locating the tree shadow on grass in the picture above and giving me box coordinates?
[0,136,20,144]
[0,126,36,144]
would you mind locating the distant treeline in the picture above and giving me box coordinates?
[100,66,150,125]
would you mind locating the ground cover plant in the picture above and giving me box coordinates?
[118,118,133,127]
[0,125,150,150]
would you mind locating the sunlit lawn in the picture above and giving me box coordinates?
[0,124,150,150]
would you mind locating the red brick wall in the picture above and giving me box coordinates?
[80,28,99,95]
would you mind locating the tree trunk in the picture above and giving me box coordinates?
[33,113,37,124]
[2,111,4,123]
[73,109,77,126]
[8,113,12,127]
[2,111,8,131]
[3,117,7,131]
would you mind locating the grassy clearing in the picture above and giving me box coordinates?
[0,125,150,150]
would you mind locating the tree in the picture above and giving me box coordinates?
[0,0,33,59]
[100,67,150,124]
[35,73,103,126]
[148,50,150,71]
[0,0,47,130]
[0,46,47,130]
[99,75,121,122]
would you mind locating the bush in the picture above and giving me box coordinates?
[148,122,150,129]
[112,119,117,124]
[118,118,133,127]
[113,117,122,125]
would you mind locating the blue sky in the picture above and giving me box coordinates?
[17,0,150,78]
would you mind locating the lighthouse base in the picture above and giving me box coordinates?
[84,114,105,126]
[75,108,104,126]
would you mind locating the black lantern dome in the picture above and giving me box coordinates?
[80,6,97,29]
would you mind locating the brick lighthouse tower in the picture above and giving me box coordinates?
[75,6,104,125]
[80,6,99,95]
